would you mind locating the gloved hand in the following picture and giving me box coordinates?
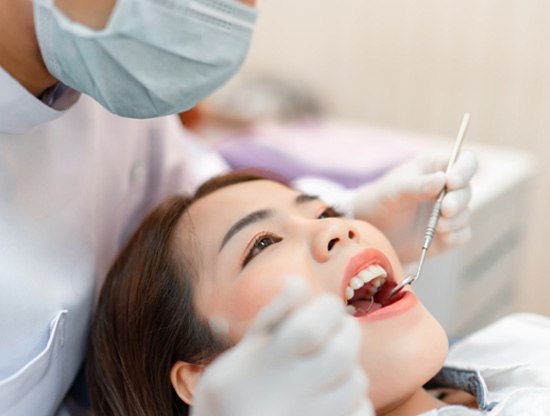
[191,278,373,416]
[352,150,478,263]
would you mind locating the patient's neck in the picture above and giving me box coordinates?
[379,388,446,416]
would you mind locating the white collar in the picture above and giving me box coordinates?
[0,66,80,134]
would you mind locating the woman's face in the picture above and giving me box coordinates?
[180,180,448,411]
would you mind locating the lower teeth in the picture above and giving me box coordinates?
[345,305,357,315]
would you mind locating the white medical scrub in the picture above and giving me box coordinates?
[0,67,228,415]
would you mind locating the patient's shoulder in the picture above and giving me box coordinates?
[447,313,550,367]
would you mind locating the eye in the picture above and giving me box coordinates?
[318,206,342,219]
[242,233,282,267]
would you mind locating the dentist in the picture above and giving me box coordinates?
[0,0,475,415]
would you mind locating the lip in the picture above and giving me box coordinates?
[340,247,396,299]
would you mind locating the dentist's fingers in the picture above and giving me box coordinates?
[301,368,370,416]
[271,294,347,357]
[420,148,477,177]
[411,152,450,173]
[437,210,471,233]
[349,400,376,416]
[438,227,472,247]
[195,280,375,416]
[445,150,478,190]
[441,186,472,217]
[294,315,362,384]
[394,150,476,202]
[391,171,445,201]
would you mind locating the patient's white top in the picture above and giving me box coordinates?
[0,70,228,415]
[421,313,550,415]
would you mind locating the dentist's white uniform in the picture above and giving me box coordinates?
[0,67,228,415]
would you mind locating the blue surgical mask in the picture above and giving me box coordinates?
[33,0,257,118]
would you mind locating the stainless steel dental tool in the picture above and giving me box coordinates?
[388,113,471,298]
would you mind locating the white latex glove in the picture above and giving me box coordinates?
[352,150,478,263]
[191,278,373,416]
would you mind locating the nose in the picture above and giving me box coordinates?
[311,219,359,262]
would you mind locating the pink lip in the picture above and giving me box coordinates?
[340,248,395,298]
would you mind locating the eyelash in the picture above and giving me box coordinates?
[242,232,282,267]
[241,206,343,267]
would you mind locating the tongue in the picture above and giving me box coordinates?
[353,299,383,317]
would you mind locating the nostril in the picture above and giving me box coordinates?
[327,238,339,251]
[348,230,355,240]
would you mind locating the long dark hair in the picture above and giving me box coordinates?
[87,171,270,416]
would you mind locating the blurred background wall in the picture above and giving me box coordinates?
[220,0,550,314]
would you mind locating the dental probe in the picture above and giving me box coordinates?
[389,113,471,298]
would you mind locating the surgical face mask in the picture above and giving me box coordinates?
[33,0,257,118]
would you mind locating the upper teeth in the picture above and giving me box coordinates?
[345,264,387,301]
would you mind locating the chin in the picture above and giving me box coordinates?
[360,305,449,412]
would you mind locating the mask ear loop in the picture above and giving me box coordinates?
[365,296,374,314]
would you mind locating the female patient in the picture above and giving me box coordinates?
[88,172,550,416]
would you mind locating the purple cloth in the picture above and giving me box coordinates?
[216,121,419,188]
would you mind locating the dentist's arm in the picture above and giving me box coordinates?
[191,279,373,416]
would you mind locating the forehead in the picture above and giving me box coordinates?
[185,179,298,234]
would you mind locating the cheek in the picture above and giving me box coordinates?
[227,271,288,324]
[206,259,306,338]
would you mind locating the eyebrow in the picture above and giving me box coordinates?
[218,193,320,251]
[295,194,319,205]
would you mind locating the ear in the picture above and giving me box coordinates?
[170,361,206,405]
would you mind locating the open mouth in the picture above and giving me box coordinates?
[344,263,405,317]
